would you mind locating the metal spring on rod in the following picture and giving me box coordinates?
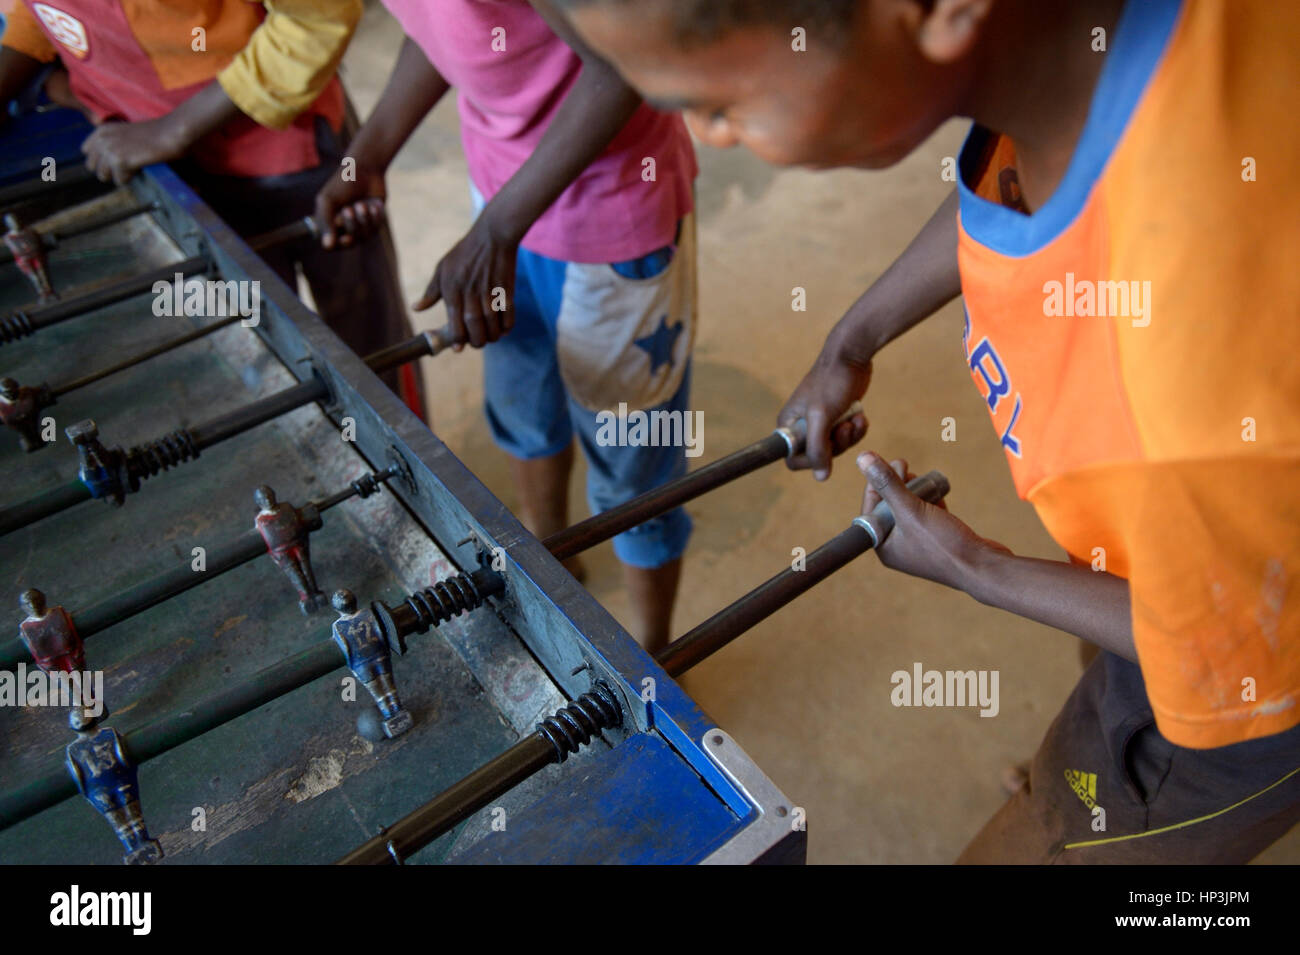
[535,681,623,763]
[126,429,199,480]
[401,574,486,631]
[0,312,34,344]
[350,473,381,498]
[350,465,398,499]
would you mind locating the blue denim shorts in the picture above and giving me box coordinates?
[479,203,698,569]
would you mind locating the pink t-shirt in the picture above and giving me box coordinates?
[381,0,697,263]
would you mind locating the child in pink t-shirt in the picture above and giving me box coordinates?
[315,0,699,653]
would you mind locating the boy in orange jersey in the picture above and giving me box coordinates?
[554,0,1299,862]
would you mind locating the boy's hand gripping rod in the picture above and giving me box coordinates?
[544,403,865,560]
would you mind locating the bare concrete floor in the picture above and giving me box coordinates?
[340,5,1298,864]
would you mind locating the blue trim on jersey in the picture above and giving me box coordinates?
[957,0,1184,258]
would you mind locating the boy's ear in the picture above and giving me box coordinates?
[913,0,993,64]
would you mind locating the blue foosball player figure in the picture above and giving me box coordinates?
[66,725,162,865]
[330,589,413,740]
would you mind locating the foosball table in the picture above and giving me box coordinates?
[0,107,949,866]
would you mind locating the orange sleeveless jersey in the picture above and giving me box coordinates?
[955,0,1299,748]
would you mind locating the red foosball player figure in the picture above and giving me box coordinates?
[254,485,326,614]
[3,214,56,303]
[19,588,100,729]
[0,378,48,452]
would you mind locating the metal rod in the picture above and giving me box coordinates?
[545,433,788,561]
[68,534,267,645]
[188,377,327,449]
[0,480,89,535]
[125,643,343,764]
[542,406,858,562]
[658,471,950,678]
[0,202,155,265]
[0,165,97,211]
[0,327,454,537]
[184,326,459,450]
[245,216,315,253]
[334,735,557,865]
[1,255,210,344]
[0,472,392,670]
[0,642,344,830]
[50,315,243,397]
[658,527,862,678]
[335,681,623,865]
[366,327,459,377]
[1,216,332,345]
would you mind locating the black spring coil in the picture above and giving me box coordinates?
[126,429,199,481]
[535,681,623,763]
[0,312,34,344]
[401,574,486,632]
[350,473,380,498]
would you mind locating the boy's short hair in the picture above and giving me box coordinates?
[555,0,861,45]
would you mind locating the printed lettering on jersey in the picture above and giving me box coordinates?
[965,313,1024,460]
[31,3,89,58]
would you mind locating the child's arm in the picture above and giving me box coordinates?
[779,190,963,479]
[858,452,1136,661]
[410,0,646,351]
[79,0,362,184]
[82,83,243,184]
[315,36,452,248]
[459,0,643,253]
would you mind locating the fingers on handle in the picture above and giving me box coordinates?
[830,414,868,457]
[312,193,336,248]
[805,406,832,481]
[857,451,918,516]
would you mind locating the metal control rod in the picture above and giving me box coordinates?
[0,566,503,830]
[245,216,316,253]
[0,165,98,212]
[0,217,322,346]
[0,640,345,829]
[49,316,243,397]
[0,326,457,536]
[2,316,247,450]
[334,471,950,865]
[543,403,862,561]
[0,255,210,345]
[334,686,622,866]
[658,471,950,677]
[0,469,396,671]
[0,201,155,266]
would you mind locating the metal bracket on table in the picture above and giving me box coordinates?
[384,445,418,500]
[699,729,804,865]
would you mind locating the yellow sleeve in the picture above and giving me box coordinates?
[2,2,59,63]
[216,0,361,130]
